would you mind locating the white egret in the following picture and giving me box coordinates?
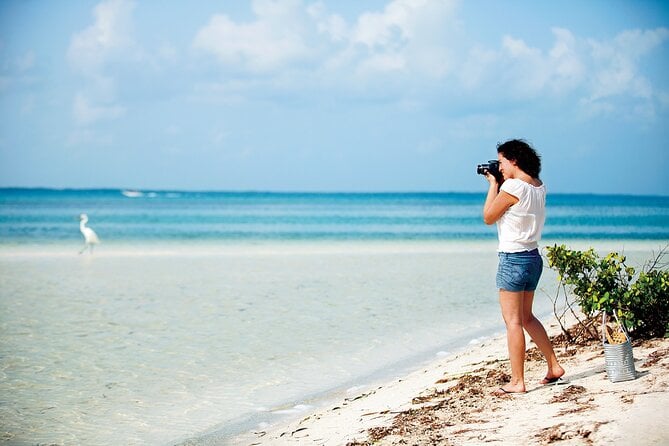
[79,213,100,254]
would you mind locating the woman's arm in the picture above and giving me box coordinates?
[483,176,519,225]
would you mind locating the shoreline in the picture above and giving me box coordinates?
[0,239,499,257]
[0,238,665,257]
[228,314,669,445]
[177,325,512,445]
[180,304,564,445]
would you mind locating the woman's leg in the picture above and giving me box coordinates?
[498,290,527,393]
[521,291,565,382]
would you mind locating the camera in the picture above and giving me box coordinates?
[476,160,504,184]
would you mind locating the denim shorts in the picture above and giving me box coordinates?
[496,249,543,292]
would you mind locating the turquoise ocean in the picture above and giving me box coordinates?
[2,189,669,243]
[1,188,668,445]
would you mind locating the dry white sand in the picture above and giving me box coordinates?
[233,315,669,445]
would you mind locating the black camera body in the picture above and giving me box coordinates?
[476,160,504,185]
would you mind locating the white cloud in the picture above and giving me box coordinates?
[615,28,669,58]
[502,35,538,59]
[588,27,669,101]
[548,28,585,92]
[351,0,457,47]
[458,35,547,98]
[193,0,459,82]
[67,0,136,75]
[308,2,348,42]
[500,35,550,94]
[67,0,134,129]
[578,27,669,119]
[348,0,459,78]
[353,6,405,48]
[193,0,312,72]
[189,0,668,120]
[487,29,585,98]
[458,24,668,119]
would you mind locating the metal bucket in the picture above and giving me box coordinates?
[603,340,636,382]
[601,312,636,383]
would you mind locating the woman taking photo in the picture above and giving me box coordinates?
[482,139,564,395]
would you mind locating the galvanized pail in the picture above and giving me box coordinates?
[602,312,636,383]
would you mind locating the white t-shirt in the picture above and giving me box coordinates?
[497,178,546,253]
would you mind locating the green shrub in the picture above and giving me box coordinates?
[628,269,669,338]
[546,244,669,339]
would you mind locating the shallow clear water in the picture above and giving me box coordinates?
[0,243,507,444]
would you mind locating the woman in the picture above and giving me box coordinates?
[482,139,564,395]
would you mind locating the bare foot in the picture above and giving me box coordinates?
[540,365,565,384]
[493,383,526,395]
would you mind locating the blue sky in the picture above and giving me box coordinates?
[1,0,668,194]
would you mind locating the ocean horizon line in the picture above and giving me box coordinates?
[2,186,669,199]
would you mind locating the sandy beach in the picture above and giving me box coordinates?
[233,314,669,445]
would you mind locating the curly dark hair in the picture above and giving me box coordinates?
[496,139,541,179]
